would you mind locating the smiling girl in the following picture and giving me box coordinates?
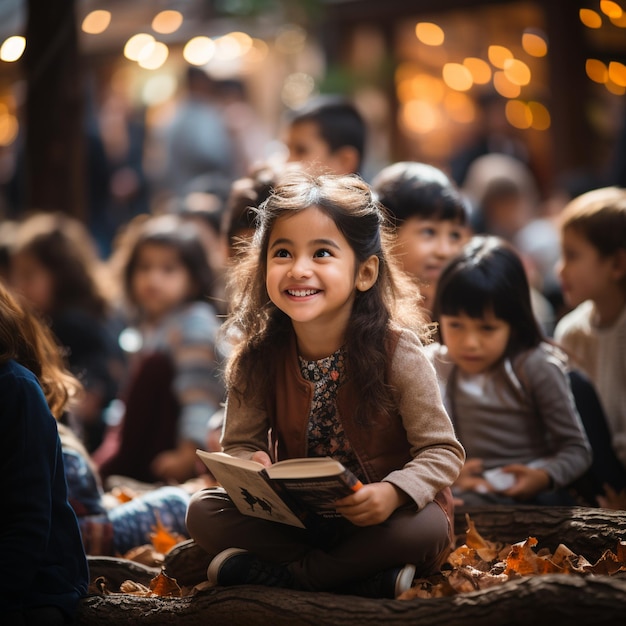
[186,170,464,599]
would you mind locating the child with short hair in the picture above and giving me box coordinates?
[284,95,366,176]
[554,186,626,470]
[427,235,592,506]
[371,161,471,317]
[186,170,464,599]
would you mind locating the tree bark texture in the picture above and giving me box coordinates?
[78,506,626,625]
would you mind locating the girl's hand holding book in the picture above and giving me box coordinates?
[251,450,273,468]
[335,482,410,526]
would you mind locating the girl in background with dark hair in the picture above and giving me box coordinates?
[427,235,592,506]
[186,171,464,599]
[10,212,124,453]
[93,214,225,485]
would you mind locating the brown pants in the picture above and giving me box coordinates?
[186,487,451,591]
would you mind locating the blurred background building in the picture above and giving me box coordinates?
[0,0,624,252]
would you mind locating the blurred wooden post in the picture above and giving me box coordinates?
[23,0,84,218]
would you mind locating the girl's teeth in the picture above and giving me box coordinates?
[289,289,317,296]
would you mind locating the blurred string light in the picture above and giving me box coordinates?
[493,71,521,98]
[586,58,626,94]
[124,33,155,61]
[415,22,445,46]
[442,63,473,91]
[400,100,442,134]
[522,29,547,57]
[503,58,531,86]
[488,45,513,69]
[215,32,252,60]
[600,1,623,18]
[463,57,492,84]
[82,10,111,34]
[505,100,550,130]
[579,8,602,28]
[152,10,183,34]
[245,38,269,63]
[0,35,26,62]
[183,36,215,65]
[137,41,168,70]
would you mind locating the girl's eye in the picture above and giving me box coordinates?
[314,249,332,258]
[274,249,291,258]
[449,230,463,242]
[419,228,436,238]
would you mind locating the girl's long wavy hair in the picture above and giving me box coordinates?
[0,283,81,419]
[223,170,430,424]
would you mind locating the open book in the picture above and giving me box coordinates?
[196,450,363,529]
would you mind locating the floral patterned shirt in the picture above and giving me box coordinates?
[299,348,363,481]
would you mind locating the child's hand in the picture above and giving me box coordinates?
[453,457,492,494]
[151,445,198,483]
[335,482,409,526]
[501,464,551,501]
[251,450,273,467]
[597,483,626,510]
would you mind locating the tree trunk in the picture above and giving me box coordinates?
[79,506,626,625]
[23,0,84,218]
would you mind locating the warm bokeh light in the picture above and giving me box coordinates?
[608,61,626,87]
[443,92,476,124]
[605,81,626,95]
[82,10,111,35]
[214,33,252,61]
[183,36,215,66]
[503,58,531,86]
[493,71,521,98]
[281,72,316,108]
[528,101,551,130]
[152,10,183,34]
[137,41,169,70]
[505,100,532,129]
[488,45,513,69]
[142,74,178,106]
[415,22,445,46]
[463,57,492,84]
[0,111,18,146]
[400,100,442,134]
[230,32,253,56]
[600,1,623,19]
[244,38,269,63]
[124,33,155,61]
[522,30,547,57]
[275,25,307,54]
[442,63,473,91]
[580,9,602,28]
[0,35,26,62]
[397,74,445,104]
[610,11,626,26]
[586,58,608,83]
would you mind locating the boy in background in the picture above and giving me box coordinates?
[554,187,626,494]
[283,95,366,176]
[372,161,471,318]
